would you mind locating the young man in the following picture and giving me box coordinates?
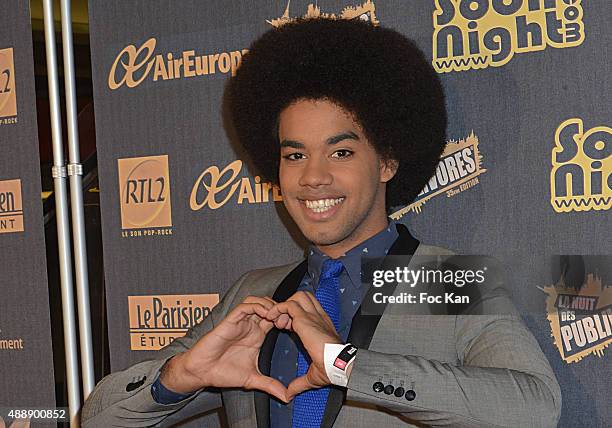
[82,19,561,427]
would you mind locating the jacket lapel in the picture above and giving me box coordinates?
[255,260,308,428]
[320,224,419,428]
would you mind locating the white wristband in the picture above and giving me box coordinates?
[324,343,358,387]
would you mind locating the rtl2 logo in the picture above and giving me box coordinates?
[0,47,17,120]
[117,155,172,230]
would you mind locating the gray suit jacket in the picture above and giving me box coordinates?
[82,235,561,427]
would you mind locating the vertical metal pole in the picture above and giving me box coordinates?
[60,0,95,399]
[42,0,81,426]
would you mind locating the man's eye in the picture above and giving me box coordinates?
[331,149,354,159]
[283,152,305,161]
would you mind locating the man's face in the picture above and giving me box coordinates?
[278,99,396,256]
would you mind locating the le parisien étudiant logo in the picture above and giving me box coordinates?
[128,294,219,350]
[391,132,486,218]
[0,47,17,125]
[550,119,611,213]
[0,179,24,234]
[117,155,172,237]
[432,0,584,73]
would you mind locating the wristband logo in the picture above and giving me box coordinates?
[268,0,379,27]
[544,274,612,363]
[128,294,219,350]
[117,155,173,236]
[433,0,584,73]
[190,160,282,211]
[108,37,247,90]
[391,131,485,218]
[0,179,24,234]
[550,119,611,213]
[0,47,17,124]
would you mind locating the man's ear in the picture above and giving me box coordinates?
[380,158,399,183]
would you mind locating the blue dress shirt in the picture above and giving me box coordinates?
[270,220,399,427]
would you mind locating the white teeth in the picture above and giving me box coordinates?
[304,198,344,213]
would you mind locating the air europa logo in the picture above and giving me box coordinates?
[128,294,219,350]
[550,119,611,213]
[108,37,247,90]
[432,0,584,73]
[0,47,17,124]
[190,160,282,211]
[391,132,485,218]
[117,155,173,236]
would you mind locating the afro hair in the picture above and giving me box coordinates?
[227,18,447,210]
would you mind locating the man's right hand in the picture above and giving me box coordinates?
[159,295,289,403]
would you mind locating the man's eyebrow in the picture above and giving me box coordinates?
[279,131,360,149]
[280,140,305,149]
[327,131,360,145]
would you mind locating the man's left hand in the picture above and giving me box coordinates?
[265,291,342,400]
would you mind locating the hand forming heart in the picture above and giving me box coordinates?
[160,292,342,403]
[265,291,343,400]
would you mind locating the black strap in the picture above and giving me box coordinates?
[255,260,307,428]
[320,224,419,428]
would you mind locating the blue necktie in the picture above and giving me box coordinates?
[292,259,343,428]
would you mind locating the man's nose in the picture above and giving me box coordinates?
[298,157,332,187]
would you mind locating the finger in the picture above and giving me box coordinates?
[228,302,270,323]
[287,374,315,401]
[289,291,318,313]
[262,296,277,305]
[258,317,275,334]
[273,313,291,330]
[266,300,305,322]
[301,290,329,320]
[242,295,275,311]
[248,375,289,403]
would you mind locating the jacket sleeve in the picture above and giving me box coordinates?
[81,271,251,427]
[345,289,562,427]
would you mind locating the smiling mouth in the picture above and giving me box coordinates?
[301,197,345,213]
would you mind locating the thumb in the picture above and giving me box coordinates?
[287,374,314,401]
[248,374,290,403]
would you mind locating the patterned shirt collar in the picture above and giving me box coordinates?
[307,219,399,290]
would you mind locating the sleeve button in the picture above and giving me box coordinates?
[372,382,384,393]
[405,389,416,401]
[394,386,405,397]
[383,384,394,395]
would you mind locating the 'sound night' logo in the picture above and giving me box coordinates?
[117,155,172,236]
[544,272,612,363]
[550,119,611,213]
[268,0,379,27]
[433,0,584,73]
[391,131,485,218]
